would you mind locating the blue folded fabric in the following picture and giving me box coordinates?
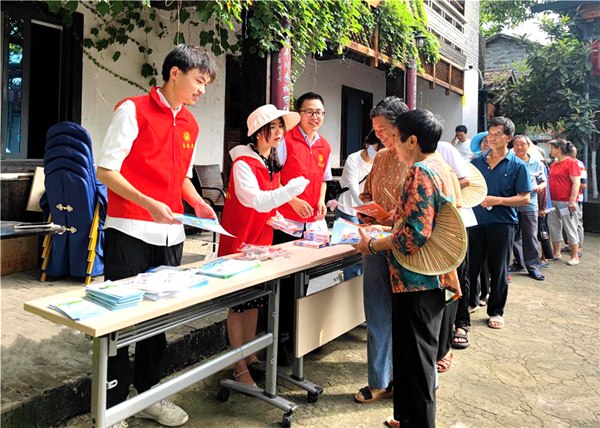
[42,122,106,279]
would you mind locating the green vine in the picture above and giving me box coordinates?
[378,0,440,69]
[46,0,440,88]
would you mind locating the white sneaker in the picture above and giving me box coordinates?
[136,398,189,427]
[108,421,128,428]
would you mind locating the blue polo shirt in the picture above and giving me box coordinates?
[471,150,531,226]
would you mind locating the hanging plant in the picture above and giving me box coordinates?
[45,0,438,88]
[377,0,440,69]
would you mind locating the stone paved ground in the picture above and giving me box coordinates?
[2,233,599,427]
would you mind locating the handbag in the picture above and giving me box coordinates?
[329,174,369,201]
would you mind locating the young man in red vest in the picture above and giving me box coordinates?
[273,92,332,364]
[96,44,217,428]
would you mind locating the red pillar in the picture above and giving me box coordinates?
[406,59,417,110]
[271,46,292,110]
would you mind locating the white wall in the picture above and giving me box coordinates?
[416,79,463,142]
[79,7,227,168]
[293,58,386,167]
[417,0,480,142]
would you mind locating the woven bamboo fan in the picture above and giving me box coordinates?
[461,163,487,208]
[392,202,467,275]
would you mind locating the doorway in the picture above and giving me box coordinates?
[340,86,373,165]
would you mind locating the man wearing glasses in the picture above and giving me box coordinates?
[274,91,332,364]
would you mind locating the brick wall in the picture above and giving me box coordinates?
[485,37,529,74]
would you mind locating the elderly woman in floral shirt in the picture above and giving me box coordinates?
[355,109,460,428]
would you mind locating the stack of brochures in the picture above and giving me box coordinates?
[197,257,260,279]
[49,297,110,321]
[267,216,303,236]
[293,229,331,249]
[85,281,146,310]
[134,268,210,300]
[330,218,391,245]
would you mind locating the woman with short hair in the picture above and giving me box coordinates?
[547,138,581,266]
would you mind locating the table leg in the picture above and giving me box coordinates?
[264,279,280,397]
[90,336,108,428]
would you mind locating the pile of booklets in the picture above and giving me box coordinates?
[134,267,210,300]
[85,281,146,310]
[293,230,331,249]
[197,257,260,279]
[49,297,110,321]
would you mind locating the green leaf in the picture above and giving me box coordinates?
[173,32,185,45]
[65,1,78,13]
[141,62,155,78]
[96,1,110,15]
[180,9,191,24]
[112,51,121,62]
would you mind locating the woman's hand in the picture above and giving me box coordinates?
[315,200,327,220]
[352,227,372,254]
[361,224,388,233]
[289,198,314,218]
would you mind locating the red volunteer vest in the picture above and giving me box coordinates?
[278,126,331,222]
[218,156,281,256]
[107,87,199,221]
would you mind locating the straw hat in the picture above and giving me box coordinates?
[461,163,488,208]
[247,104,301,136]
[392,201,467,275]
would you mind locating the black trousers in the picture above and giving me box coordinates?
[437,299,458,360]
[104,228,183,408]
[468,224,516,319]
[453,248,470,331]
[392,289,445,428]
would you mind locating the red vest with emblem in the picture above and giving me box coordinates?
[107,87,199,221]
[218,156,280,256]
[278,126,331,222]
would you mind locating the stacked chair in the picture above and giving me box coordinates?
[40,122,107,284]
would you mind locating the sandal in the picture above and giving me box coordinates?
[451,328,470,349]
[354,385,393,403]
[479,296,488,307]
[384,416,400,428]
[246,355,261,367]
[488,315,505,329]
[233,368,257,387]
[436,352,453,373]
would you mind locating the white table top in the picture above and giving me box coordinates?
[24,242,358,337]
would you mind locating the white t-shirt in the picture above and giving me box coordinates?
[337,150,373,217]
[453,138,473,161]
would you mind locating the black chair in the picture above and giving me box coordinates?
[193,164,227,243]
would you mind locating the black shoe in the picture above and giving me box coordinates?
[508,263,525,273]
[277,341,292,366]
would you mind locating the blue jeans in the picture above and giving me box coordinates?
[334,208,363,280]
[363,251,393,389]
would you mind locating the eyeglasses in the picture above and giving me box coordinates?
[299,109,325,118]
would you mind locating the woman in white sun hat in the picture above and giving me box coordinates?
[218,104,309,386]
